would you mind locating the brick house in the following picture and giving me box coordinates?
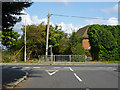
[77,25,90,50]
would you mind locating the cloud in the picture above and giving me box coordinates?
[13,10,118,37]
[56,22,85,34]
[58,0,69,6]
[13,10,48,35]
[107,17,118,25]
[85,17,118,25]
[32,16,47,25]
[101,4,119,14]
[58,22,81,34]
[13,10,80,35]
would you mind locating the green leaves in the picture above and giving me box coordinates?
[69,32,85,55]
[59,31,85,55]
[88,24,120,61]
[0,32,2,43]
[2,2,33,30]
[2,2,33,48]
[20,23,64,56]
[2,30,20,48]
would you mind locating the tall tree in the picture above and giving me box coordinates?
[87,24,119,61]
[2,2,33,48]
[2,2,32,31]
[58,33,70,54]
[69,32,85,55]
[20,23,64,60]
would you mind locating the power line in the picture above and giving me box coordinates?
[51,14,118,21]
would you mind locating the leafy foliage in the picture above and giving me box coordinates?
[20,23,64,60]
[2,2,33,30]
[58,33,70,54]
[69,32,85,55]
[87,24,120,61]
[0,31,1,42]
[58,32,85,55]
[2,30,20,48]
[2,2,33,48]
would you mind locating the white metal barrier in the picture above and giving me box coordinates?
[38,55,85,63]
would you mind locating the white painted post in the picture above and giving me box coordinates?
[24,11,26,63]
[69,55,71,62]
[54,55,55,64]
[84,55,86,63]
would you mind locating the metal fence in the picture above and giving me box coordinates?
[38,55,85,63]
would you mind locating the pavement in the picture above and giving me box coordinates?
[1,62,114,65]
[1,66,27,89]
[1,64,119,90]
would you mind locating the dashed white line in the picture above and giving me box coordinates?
[12,67,17,68]
[24,67,30,69]
[69,67,74,71]
[64,67,68,68]
[33,67,40,69]
[54,67,60,69]
[74,73,82,82]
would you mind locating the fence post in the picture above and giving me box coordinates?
[54,55,55,64]
[84,55,86,63]
[69,55,71,62]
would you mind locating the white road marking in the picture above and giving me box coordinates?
[64,67,69,69]
[69,67,74,71]
[33,67,40,69]
[46,70,59,76]
[54,67,60,69]
[12,67,17,68]
[24,67,30,69]
[74,73,82,82]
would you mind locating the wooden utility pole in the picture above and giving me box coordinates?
[45,10,50,62]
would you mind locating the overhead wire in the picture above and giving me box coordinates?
[50,14,118,21]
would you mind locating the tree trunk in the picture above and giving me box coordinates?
[27,50,32,61]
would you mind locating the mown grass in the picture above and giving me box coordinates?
[88,59,120,64]
[102,60,120,64]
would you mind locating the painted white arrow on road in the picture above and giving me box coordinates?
[46,70,59,76]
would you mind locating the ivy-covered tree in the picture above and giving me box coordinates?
[87,24,120,61]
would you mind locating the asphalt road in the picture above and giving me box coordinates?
[1,66,26,89]
[1,64,120,89]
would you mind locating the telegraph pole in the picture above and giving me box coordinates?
[45,10,50,62]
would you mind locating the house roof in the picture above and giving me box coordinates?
[77,25,89,38]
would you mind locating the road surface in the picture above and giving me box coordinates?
[1,66,26,89]
[1,64,120,89]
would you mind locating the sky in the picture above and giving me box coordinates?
[13,2,119,35]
